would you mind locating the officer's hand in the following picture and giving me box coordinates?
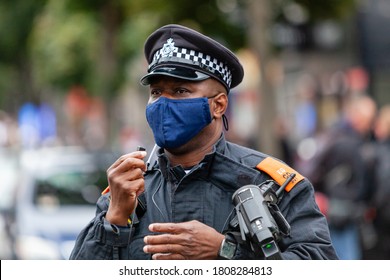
[105,151,147,226]
[143,220,224,260]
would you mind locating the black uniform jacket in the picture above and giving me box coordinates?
[70,135,338,260]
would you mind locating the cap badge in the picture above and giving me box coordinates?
[161,38,176,57]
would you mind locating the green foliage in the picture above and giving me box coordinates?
[296,0,356,20]
[0,0,47,109]
[272,0,357,22]
[30,1,98,91]
[0,0,357,109]
[29,0,247,97]
[0,0,46,63]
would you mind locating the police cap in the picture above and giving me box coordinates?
[140,24,244,91]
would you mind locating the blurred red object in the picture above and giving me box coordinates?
[314,192,329,216]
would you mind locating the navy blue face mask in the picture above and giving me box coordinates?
[146,97,212,149]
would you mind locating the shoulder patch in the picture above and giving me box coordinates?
[256,157,304,192]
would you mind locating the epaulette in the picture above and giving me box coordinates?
[255,157,304,192]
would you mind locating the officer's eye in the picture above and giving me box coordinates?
[175,88,190,95]
[150,89,162,96]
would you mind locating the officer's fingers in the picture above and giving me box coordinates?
[111,157,146,175]
[130,168,145,181]
[108,177,144,207]
[144,233,178,246]
[148,223,184,234]
[125,178,144,198]
[107,162,145,186]
[109,151,147,170]
[107,168,144,191]
[129,178,145,199]
[135,185,145,197]
[119,151,147,162]
[143,242,182,255]
[152,253,185,260]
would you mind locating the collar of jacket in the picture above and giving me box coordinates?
[155,134,266,188]
[156,134,226,182]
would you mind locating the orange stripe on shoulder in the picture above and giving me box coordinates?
[101,186,110,195]
[256,157,304,192]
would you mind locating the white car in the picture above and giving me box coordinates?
[11,147,117,259]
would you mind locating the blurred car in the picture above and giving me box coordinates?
[0,148,19,259]
[10,146,118,259]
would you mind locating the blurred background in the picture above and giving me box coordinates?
[1,0,390,260]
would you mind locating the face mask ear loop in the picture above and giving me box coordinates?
[222,114,229,131]
[209,93,229,131]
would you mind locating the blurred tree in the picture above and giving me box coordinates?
[29,0,246,99]
[30,1,98,93]
[0,0,47,110]
[1,0,356,100]
[0,0,357,150]
[244,0,356,156]
[28,0,247,144]
[295,0,356,20]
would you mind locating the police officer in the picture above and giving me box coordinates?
[70,24,337,260]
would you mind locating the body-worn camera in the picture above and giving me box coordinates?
[231,174,295,259]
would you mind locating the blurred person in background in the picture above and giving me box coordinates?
[306,94,377,259]
[369,105,390,259]
[70,24,337,260]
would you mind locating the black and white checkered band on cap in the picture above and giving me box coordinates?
[148,39,232,88]
[141,24,244,90]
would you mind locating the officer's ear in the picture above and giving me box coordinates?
[211,92,228,119]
